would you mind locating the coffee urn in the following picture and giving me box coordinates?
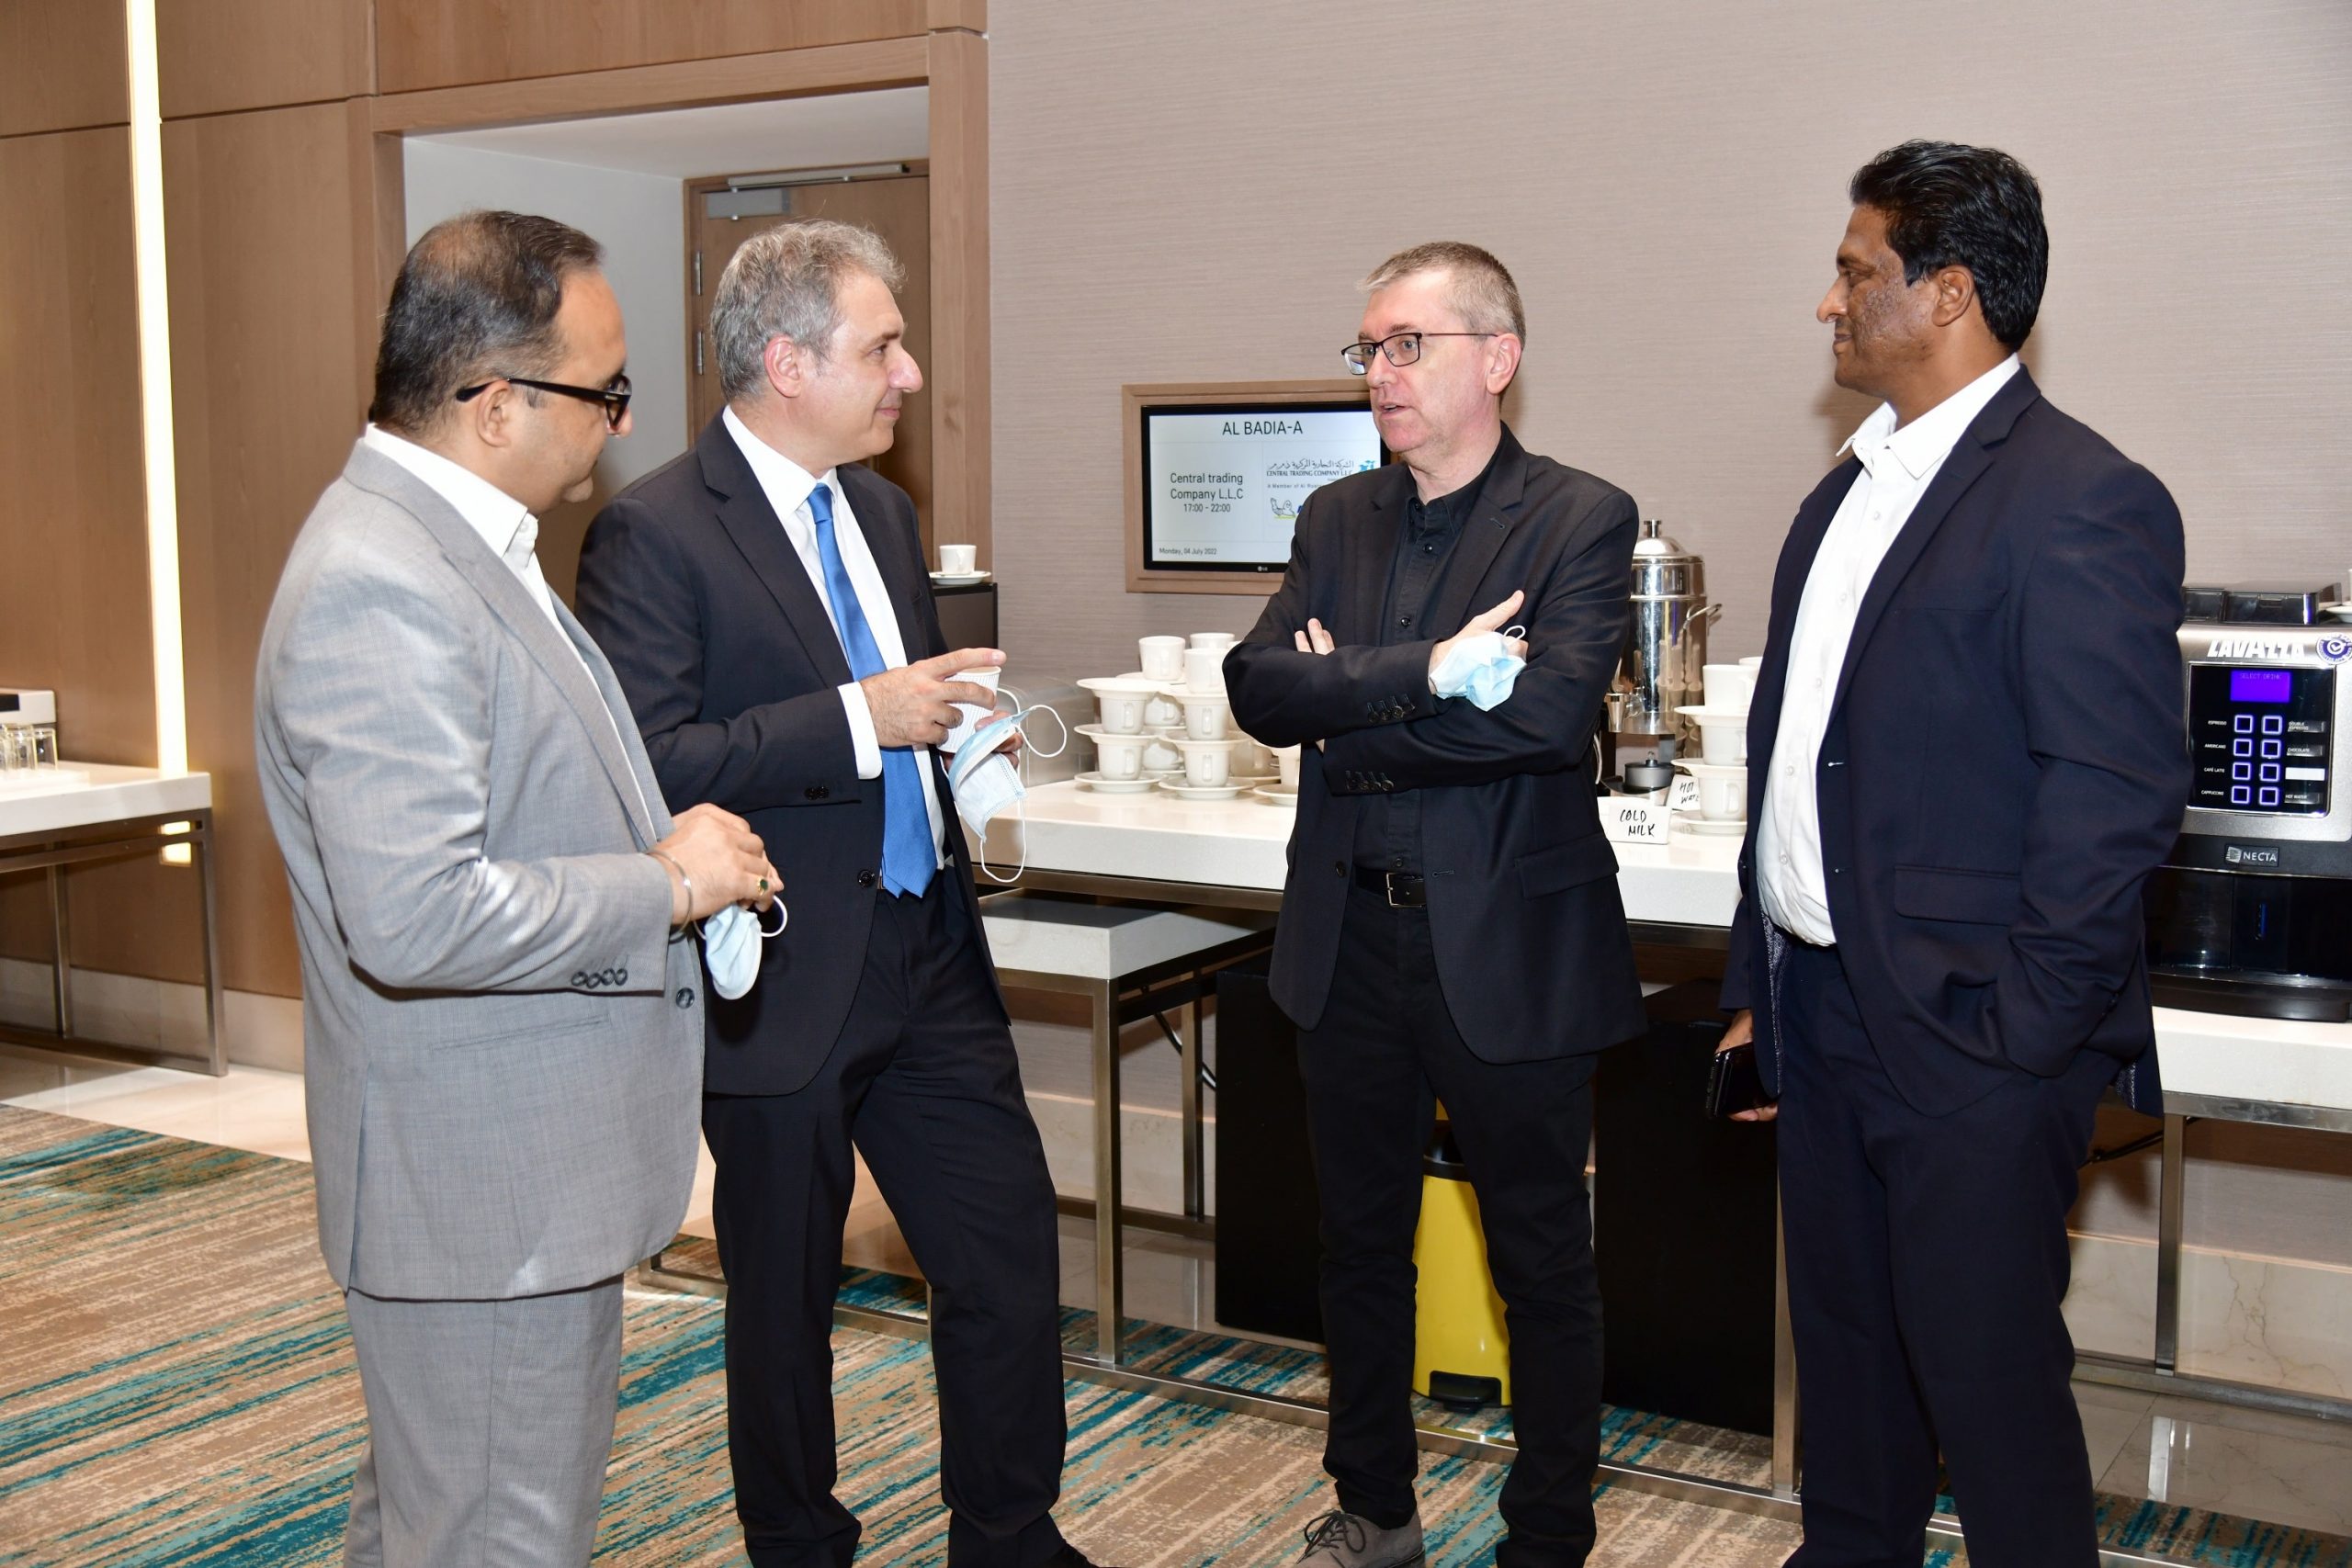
[1607,520,1719,749]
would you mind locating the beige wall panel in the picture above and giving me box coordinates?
[165,101,379,998]
[988,0,2352,682]
[157,0,372,119]
[0,0,128,136]
[0,127,192,980]
[376,0,933,95]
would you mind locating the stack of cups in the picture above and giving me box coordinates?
[1679,663,1755,824]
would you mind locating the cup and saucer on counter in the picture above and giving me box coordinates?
[1160,737,1247,800]
[929,543,990,585]
[1251,743,1302,807]
[1669,661,1753,835]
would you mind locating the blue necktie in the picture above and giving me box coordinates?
[808,483,934,897]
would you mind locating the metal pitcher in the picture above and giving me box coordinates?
[1606,520,1719,739]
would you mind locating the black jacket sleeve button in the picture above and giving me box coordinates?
[805,784,829,800]
[856,869,878,888]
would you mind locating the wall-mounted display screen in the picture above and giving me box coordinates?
[1138,402,1382,575]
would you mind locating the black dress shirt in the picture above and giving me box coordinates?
[1351,441,1503,868]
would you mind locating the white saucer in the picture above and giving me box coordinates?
[930,570,991,585]
[1158,779,1246,801]
[1252,784,1298,807]
[2323,603,2352,622]
[1075,771,1157,793]
[1673,811,1747,836]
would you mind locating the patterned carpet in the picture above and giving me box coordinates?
[1,1105,2345,1567]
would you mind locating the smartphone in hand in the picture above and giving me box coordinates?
[1705,1042,1771,1119]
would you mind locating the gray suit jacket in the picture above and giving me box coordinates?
[255,441,703,1300]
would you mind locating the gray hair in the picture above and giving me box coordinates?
[710,219,906,400]
[1360,240,1526,343]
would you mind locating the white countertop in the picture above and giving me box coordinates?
[0,762,212,840]
[994,778,2352,1115]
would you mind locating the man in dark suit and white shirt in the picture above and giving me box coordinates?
[1225,242,1646,1568]
[1717,142,2191,1562]
[574,220,1109,1568]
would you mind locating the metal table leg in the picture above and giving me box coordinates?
[46,864,73,1038]
[1091,976,1124,1366]
[194,815,226,1076]
[1181,985,1204,1222]
[2154,1113,2186,1371]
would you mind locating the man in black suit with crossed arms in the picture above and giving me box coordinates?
[1226,242,1646,1568]
[1717,142,2190,1563]
[576,220,1112,1568]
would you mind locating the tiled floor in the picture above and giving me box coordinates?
[8,1045,2351,1541]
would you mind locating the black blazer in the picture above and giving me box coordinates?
[574,415,1001,1097]
[1720,368,2188,1116]
[1226,427,1647,1063]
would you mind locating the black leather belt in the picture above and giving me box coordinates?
[1353,865,1427,908]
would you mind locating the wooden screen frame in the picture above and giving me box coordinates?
[1122,379,1371,596]
[362,27,990,556]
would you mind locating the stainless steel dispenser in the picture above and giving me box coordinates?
[1607,521,1718,742]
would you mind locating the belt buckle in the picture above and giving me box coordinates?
[1385,871,1416,908]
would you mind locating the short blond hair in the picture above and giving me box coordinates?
[1361,241,1525,343]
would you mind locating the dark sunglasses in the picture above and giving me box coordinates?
[455,373,632,429]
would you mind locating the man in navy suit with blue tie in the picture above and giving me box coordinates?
[1718,143,2190,1562]
[577,221,1109,1568]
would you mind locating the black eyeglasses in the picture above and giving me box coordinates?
[455,373,632,429]
[1340,332,1496,375]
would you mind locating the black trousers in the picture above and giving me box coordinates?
[701,882,1069,1568]
[1777,939,2109,1567]
[1298,882,1603,1568]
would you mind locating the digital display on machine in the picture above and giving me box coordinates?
[1140,404,1383,573]
[2187,664,2334,815]
[2230,670,2294,704]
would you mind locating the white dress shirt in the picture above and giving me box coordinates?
[360,423,653,830]
[721,407,947,867]
[1756,355,2020,945]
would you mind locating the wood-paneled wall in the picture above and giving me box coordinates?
[0,122,189,978]
[156,0,373,119]
[0,0,129,137]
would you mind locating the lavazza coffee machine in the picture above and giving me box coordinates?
[2143,582,2352,1021]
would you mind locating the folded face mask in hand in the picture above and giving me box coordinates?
[1430,625,1530,711]
[700,897,786,1000]
[947,685,1068,884]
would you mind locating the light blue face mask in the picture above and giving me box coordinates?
[1430,624,1530,711]
[700,897,786,1000]
[946,687,1068,885]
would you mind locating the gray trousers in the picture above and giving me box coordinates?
[342,1277,625,1568]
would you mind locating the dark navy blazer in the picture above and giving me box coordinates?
[575,416,999,1098]
[1721,368,2189,1116]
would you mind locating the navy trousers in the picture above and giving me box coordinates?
[1776,939,2109,1567]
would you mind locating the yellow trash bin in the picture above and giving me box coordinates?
[1412,1122,1510,1410]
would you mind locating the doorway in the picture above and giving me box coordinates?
[686,164,933,545]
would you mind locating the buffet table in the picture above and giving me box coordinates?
[0,764,221,1075]
[973,779,2352,1542]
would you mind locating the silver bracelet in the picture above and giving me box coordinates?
[645,849,691,923]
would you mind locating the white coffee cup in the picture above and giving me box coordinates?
[1139,636,1185,682]
[1141,690,1182,728]
[1142,733,1182,772]
[1178,738,1234,787]
[1702,663,1756,713]
[1184,647,1227,693]
[1277,744,1301,787]
[1171,689,1229,739]
[938,543,978,575]
[1190,631,1237,651]
[1679,761,1747,821]
[1090,730,1147,780]
[1737,655,1763,670]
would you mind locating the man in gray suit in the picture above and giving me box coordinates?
[255,210,776,1567]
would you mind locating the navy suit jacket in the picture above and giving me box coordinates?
[575,415,1001,1097]
[1226,427,1648,1063]
[1721,368,2188,1116]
